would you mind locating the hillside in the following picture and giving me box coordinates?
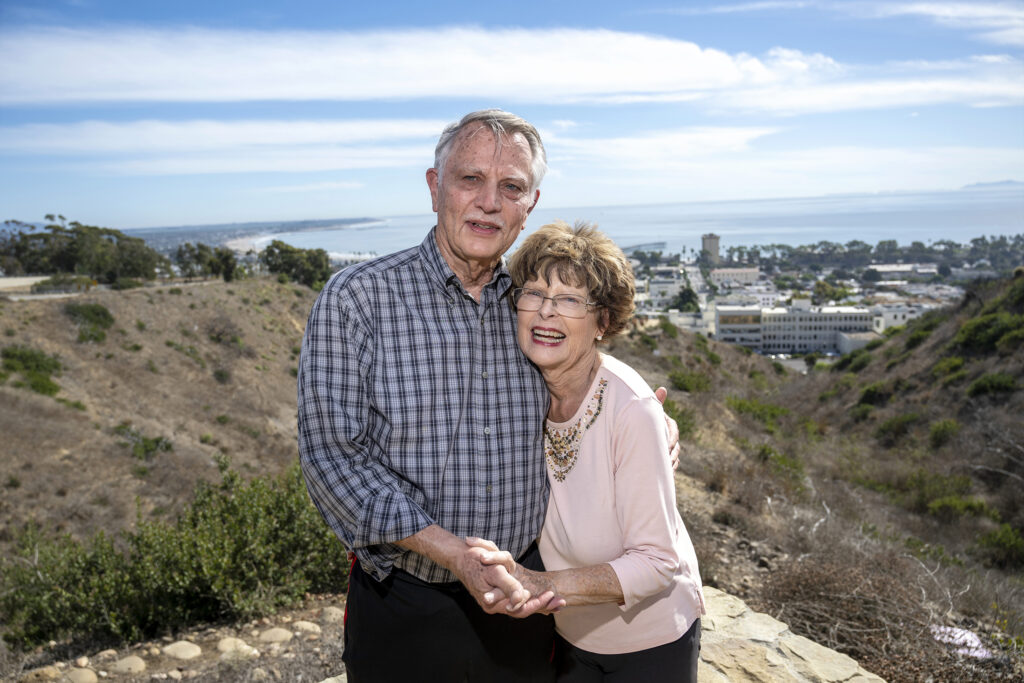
[1,275,1022,682]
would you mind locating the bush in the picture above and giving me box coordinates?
[874,412,920,447]
[64,302,114,343]
[0,460,351,649]
[858,381,891,406]
[727,396,789,433]
[662,398,697,441]
[902,469,972,514]
[929,419,961,449]
[954,312,1024,354]
[657,316,678,339]
[932,356,964,378]
[926,496,992,523]
[112,278,144,290]
[904,327,931,350]
[850,404,873,422]
[978,524,1024,570]
[967,372,1017,397]
[669,369,710,393]
[113,422,173,460]
[1,345,62,396]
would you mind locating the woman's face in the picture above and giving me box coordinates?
[516,271,604,374]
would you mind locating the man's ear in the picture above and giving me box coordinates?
[526,189,540,216]
[426,168,440,213]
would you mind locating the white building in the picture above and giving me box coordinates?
[716,300,874,353]
[710,267,762,288]
[872,305,925,334]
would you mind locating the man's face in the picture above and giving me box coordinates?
[426,124,539,273]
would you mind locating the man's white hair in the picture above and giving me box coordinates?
[433,109,547,193]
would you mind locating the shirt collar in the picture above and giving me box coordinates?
[418,226,513,298]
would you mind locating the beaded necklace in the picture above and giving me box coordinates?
[543,378,608,482]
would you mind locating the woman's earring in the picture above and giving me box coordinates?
[596,334,603,341]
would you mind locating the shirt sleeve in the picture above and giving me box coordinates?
[606,395,682,610]
[297,274,435,579]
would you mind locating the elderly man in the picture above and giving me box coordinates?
[298,110,675,681]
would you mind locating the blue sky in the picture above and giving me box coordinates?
[1,0,1022,229]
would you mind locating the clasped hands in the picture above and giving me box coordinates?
[460,537,566,618]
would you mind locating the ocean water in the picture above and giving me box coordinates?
[260,186,1024,259]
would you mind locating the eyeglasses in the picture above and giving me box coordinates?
[512,287,597,318]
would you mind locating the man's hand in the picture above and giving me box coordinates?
[397,525,531,614]
[466,537,567,618]
[654,386,681,470]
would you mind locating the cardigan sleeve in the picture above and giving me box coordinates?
[605,395,682,610]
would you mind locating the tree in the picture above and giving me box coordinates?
[667,286,700,312]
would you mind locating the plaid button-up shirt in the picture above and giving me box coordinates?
[298,228,550,583]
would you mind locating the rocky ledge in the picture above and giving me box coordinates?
[14,589,885,682]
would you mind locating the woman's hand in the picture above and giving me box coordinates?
[464,537,567,616]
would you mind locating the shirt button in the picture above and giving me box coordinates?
[482,371,489,379]
[483,427,491,435]
[486,485,493,493]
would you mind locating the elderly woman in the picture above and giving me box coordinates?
[472,221,705,681]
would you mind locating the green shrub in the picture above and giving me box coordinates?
[967,372,1017,397]
[2,345,62,396]
[874,412,920,446]
[638,333,657,351]
[705,351,722,366]
[112,278,144,290]
[902,469,971,514]
[865,338,884,350]
[662,398,697,441]
[926,496,992,523]
[904,328,931,350]
[954,312,1024,354]
[213,368,231,384]
[928,419,961,449]
[756,444,805,490]
[858,381,891,406]
[727,396,789,433]
[832,348,870,372]
[113,423,172,460]
[978,523,1024,570]
[0,460,350,649]
[168,287,183,295]
[996,328,1024,354]
[658,317,679,339]
[942,369,968,386]
[883,325,904,338]
[669,369,710,393]
[932,356,964,378]
[64,302,114,343]
[850,404,873,422]
[772,360,786,375]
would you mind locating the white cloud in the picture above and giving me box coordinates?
[0,119,448,154]
[0,25,1017,115]
[863,2,1024,46]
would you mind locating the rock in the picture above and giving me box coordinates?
[318,675,347,683]
[163,641,202,661]
[111,655,146,674]
[293,620,322,634]
[218,636,259,661]
[321,606,345,624]
[168,671,183,680]
[95,650,118,661]
[18,666,60,682]
[251,668,270,681]
[75,656,90,667]
[149,647,162,656]
[258,627,293,643]
[66,669,98,683]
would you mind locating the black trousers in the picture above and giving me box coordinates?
[342,543,556,682]
[555,618,701,683]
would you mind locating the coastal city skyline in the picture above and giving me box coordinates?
[1,1,1023,229]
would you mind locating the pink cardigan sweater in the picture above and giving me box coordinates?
[538,354,705,655]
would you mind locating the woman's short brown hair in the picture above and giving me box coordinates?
[508,221,635,341]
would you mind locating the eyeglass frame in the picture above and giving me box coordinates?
[511,287,600,319]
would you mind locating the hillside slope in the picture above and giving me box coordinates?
[2,275,1021,681]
